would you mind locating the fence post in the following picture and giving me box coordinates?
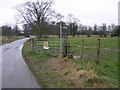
[63,35,68,57]
[97,39,100,65]
[67,43,70,57]
[80,40,84,61]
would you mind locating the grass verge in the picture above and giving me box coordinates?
[22,37,118,88]
[1,36,25,45]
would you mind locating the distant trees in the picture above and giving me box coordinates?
[45,21,68,37]
[68,23,77,36]
[15,0,118,38]
[75,23,117,37]
[16,0,63,39]
[1,23,118,38]
[86,26,92,37]
[100,23,107,37]
[1,25,13,38]
[1,25,20,38]
[93,24,99,35]
[23,24,33,36]
[111,25,120,37]
[13,25,20,35]
[67,14,79,37]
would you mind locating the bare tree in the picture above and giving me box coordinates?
[13,25,20,36]
[67,14,80,37]
[67,14,80,24]
[102,23,107,37]
[93,24,99,35]
[16,0,63,39]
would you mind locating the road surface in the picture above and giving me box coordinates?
[1,38,41,88]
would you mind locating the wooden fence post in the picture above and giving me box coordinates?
[97,39,100,65]
[63,35,68,57]
[80,40,84,61]
[67,43,70,57]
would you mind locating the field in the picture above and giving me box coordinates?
[23,37,119,88]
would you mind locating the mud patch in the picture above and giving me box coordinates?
[38,59,98,88]
[47,58,59,62]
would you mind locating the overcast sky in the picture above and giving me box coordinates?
[0,0,119,28]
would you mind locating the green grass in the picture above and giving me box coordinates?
[68,37,118,87]
[23,37,119,88]
[22,40,56,87]
[36,37,118,55]
[1,36,24,45]
[68,37,118,88]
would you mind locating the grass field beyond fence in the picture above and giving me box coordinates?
[23,37,119,88]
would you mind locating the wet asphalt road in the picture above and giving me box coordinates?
[2,38,41,88]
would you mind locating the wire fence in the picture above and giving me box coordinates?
[31,38,119,64]
[69,39,119,65]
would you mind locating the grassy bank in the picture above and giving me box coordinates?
[1,36,25,45]
[22,37,118,88]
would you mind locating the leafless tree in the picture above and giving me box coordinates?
[67,14,80,36]
[16,0,63,39]
[67,14,80,24]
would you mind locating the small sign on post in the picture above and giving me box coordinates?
[43,41,49,50]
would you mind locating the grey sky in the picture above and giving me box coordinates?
[0,0,119,28]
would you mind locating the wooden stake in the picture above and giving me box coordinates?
[97,39,100,65]
[63,35,68,57]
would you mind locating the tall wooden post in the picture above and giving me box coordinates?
[80,40,84,61]
[63,35,68,57]
[97,39,100,65]
[67,43,70,57]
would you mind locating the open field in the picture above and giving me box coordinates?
[45,35,112,38]
[23,37,119,88]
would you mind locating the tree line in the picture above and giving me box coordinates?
[1,0,120,38]
[1,25,21,38]
[21,20,120,37]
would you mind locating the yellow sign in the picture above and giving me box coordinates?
[43,42,49,49]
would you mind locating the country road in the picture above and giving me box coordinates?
[1,38,41,88]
